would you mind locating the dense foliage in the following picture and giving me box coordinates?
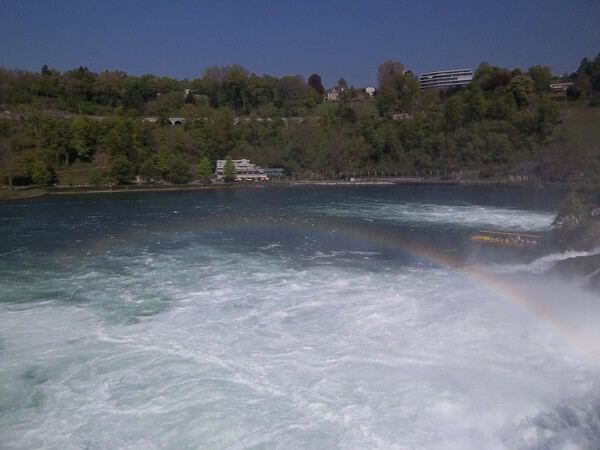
[1,54,599,186]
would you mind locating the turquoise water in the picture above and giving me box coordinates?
[1,186,599,449]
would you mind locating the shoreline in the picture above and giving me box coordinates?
[0,178,568,200]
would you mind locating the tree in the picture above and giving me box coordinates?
[535,95,560,134]
[378,61,405,87]
[223,156,236,182]
[40,118,74,167]
[197,156,212,181]
[40,64,51,76]
[467,88,486,122]
[336,104,357,124]
[376,60,418,116]
[527,65,553,94]
[71,116,97,160]
[166,154,192,184]
[145,91,185,116]
[109,155,135,183]
[30,160,52,185]
[473,63,513,91]
[509,75,534,109]
[307,73,325,96]
[139,157,161,182]
[122,87,145,112]
[148,149,170,179]
[276,75,317,115]
[444,95,465,131]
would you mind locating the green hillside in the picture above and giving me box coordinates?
[558,103,600,153]
[543,103,600,185]
[1,53,599,187]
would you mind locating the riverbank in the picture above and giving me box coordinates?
[0,187,48,200]
[0,177,561,200]
[46,183,267,196]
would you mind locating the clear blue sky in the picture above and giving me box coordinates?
[1,0,599,87]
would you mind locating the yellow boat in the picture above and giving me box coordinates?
[470,230,541,248]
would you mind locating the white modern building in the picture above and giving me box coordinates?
[419,69,473,89]
[549,82,574,94]
[215,159,268,181]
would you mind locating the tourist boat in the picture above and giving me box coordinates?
[470,230,541,248]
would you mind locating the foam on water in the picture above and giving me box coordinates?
[480,247,600,275]
[311,201,555,231]
[1,241,599,449]
[1,187,597,449]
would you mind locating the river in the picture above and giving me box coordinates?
[1,185,599,449]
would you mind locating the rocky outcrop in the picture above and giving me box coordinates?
[551,253,600,292]
[546,202,600,292]
[552,253,600,277]
[551,216,600,251]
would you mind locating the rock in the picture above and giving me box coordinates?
[552,253,600,293]
[552,254,600,278]
[552,220,600,251]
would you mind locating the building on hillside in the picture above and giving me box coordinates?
[392,112,413,121]
[508,161,540,183]
[549,81,574,96]
[419,69,473,89]
[215,159,268,181]
[365,86,376,97]
[325,87,342,102]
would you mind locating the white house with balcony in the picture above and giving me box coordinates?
[215,159,268,181]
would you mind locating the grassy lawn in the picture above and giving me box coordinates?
[557,103,600,152]
[55,164,106,186]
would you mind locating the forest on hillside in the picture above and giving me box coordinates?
[1,54,599,186]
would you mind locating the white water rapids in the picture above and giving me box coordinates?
[1,188,599,449]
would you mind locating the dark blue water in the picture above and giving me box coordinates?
[0,184,560,256]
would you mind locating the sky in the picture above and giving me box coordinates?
[1,0,599,87]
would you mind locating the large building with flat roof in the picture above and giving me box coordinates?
[419,69,473,89]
